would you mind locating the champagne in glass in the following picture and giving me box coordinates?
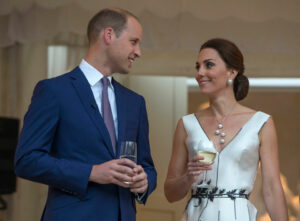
[196,141,216,188]
[197,151,216,163]
[119,141,137,184]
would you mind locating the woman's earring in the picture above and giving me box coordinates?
[227,78,233,86]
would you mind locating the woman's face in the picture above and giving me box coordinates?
[195,48,231,96]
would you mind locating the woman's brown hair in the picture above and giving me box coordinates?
[200,38,249,101]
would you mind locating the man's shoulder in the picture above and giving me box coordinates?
[39,67,81,85]
[49,67,81,81]
[113,78,143,100]
[34,67,81,95]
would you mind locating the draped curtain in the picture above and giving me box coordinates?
[0,40,87,221]
[1,0,300,77]
[0,45,21,117]
[0,42,48,221]
[1,0,300,49]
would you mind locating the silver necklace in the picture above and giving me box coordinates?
[214,103,237,144]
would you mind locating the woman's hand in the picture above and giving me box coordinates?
[186,155,213,183]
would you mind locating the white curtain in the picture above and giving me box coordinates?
[0,0,300,77]
[0,40,89,221]
[0,46,20,117]
[0,41,48,221]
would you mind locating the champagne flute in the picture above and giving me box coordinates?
[196,140,216,188]
[119,141,137,184]
[196,150,216,188]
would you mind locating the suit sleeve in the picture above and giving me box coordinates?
[14,80,92,198]
[136,96,157,204]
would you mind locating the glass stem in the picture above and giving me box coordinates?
[204,170,207,183]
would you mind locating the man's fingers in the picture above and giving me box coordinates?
[110,168,137,184]
[131,175,148,186]
[132,168,147,183]
[129,166,148,192]
[117,158,136,168]
[130,179,148,193]
[132,165,143,173]
[112,177,131,188]
[106,160,148,189]
[114,165,135,176]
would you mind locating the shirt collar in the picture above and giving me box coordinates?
[79,59,113,87]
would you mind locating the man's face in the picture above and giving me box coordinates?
[108,16,142,74]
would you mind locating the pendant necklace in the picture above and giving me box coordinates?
[214,103,237,145]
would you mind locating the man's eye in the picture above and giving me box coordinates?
[131,40,137,45]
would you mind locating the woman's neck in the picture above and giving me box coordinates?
[208,95,237,118]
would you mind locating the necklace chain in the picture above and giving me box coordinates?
[215,102,237,124]
[214,103,237,145]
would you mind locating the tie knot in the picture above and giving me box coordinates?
[101,77,109,87]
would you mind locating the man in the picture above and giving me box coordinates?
[14,8,157,221]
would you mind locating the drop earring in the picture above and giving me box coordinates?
[227,78,233,86]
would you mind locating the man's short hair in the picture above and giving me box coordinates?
[87,8,139,45]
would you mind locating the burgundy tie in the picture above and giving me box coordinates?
[101,77,116,154]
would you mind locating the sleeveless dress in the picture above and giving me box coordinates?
[181,111,270,221]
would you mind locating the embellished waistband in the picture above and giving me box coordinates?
[191,187,250,201]
[188,188,251,220]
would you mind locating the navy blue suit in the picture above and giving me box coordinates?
[14,67,157,221]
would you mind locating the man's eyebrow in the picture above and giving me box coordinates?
[131,38,141,42]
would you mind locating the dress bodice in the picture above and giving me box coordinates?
[181,111,270,221]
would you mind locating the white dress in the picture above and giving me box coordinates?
[181,111,270,221]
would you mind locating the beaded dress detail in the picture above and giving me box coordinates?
[181,111,270,221]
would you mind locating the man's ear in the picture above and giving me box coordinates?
[103,27,114,45]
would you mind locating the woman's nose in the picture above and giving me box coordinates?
[196,67,205,77]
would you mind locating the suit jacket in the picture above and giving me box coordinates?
[14,67,157,221]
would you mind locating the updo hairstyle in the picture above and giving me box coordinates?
[200,38,249,101]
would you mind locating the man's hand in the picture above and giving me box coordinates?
[130,165,148,193]
[89,158,136,188]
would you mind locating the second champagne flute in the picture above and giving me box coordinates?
[119,141,137,184]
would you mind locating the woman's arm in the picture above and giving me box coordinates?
[164,119,211,203]
[259,117,288,221]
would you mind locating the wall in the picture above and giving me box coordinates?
[126,75,188,221]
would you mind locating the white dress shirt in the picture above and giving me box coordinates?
[79,59,118,139]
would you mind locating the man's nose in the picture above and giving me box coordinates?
[135,45,141,58]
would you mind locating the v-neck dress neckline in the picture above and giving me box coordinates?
[193,112,259,154]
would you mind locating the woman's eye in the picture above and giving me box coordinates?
[206,62,214,68]
[195,64,200,71]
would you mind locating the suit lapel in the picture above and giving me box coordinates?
[113,79,127,158]
[69,67,115,157]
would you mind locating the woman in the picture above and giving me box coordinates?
[164,38,288,221]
